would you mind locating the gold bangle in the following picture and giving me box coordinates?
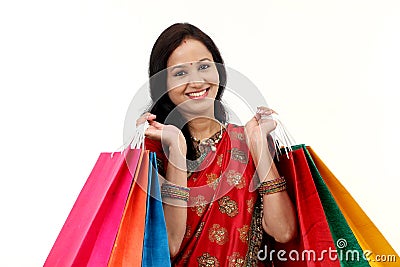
[258,176,287,196]
[161,183,190,202]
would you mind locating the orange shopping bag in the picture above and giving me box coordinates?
[107,150,149,266]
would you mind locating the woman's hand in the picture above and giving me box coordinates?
[245,106,277,146]
[136,112,187,152]
[245,107,297,243]
[137,113,188,257]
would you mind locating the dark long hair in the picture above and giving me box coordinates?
[148,23,227,160]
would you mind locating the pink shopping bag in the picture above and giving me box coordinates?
[107,150,148,267]
[45,148,141,267]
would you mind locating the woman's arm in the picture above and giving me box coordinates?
[245,108,297,243]
[249,141,297,243]
[161,136,188,257]
[138,113,188,257]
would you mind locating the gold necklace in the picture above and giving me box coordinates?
[191,124,223,153]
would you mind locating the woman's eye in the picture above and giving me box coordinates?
[199,64,210,70]
[174,71,186,77]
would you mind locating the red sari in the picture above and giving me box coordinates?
[145,124,268,267]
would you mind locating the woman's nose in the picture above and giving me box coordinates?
[188,72,204,88]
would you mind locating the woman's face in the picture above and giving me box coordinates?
[166,38,220,117]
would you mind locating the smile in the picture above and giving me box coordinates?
[186,87,210,99]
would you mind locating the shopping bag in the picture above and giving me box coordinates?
[142,152,171,266]
[306,146,399,266]
[45,148,141,267]
[107,150,149,267]
[272,146,340,267]
[299,145,370,267]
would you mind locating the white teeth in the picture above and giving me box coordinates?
[188,89,207,97]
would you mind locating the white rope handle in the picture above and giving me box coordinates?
[268,114,296,160]
[131,121,149,149]
[111,121,149,158]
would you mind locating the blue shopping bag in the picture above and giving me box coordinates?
[142,152,171,266]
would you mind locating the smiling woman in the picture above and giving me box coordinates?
[147,24,229,162]
[136,23,297,266]
[166,41,220,119]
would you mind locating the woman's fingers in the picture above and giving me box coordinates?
[254,111,261,121]
[144,120,168,140]
[136,113,148,126]
[255,106,277,123]
[136,112,156,126]
[255,106,278,133]
[144,124,162,139]
[147,114,157,120]
[149,120,164,129]
[256,106,278,115]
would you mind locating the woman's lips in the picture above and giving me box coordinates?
[186,87,210,99]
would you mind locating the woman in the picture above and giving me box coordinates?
[137,23,297,266]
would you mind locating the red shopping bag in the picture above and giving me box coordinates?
[45,148,141,267]
[272,147,340,267]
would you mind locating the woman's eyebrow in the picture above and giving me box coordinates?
[170,58,212,71]
[199,57,212,62]
[170,64,186,72]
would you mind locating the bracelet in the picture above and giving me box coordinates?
[161,183,190,202]
[258,176,287,196]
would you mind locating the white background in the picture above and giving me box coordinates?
[1,0,399,266]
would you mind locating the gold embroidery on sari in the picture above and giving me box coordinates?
[208,224,229,245]
[237,225,249,243]
[217,153,223,167]
[185,225,192,238]
[197,252,220,267]
[218,196,239,217]
[246,198,255,214]
[230,148,248,164]
[181,249,192,264]
[190,195,208,216]
[206,173,220,190]
[244,196,264,266]
[195,221,205,238]
[226,170,246,189]
[228,252,245,267]
[230,131,245,141]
